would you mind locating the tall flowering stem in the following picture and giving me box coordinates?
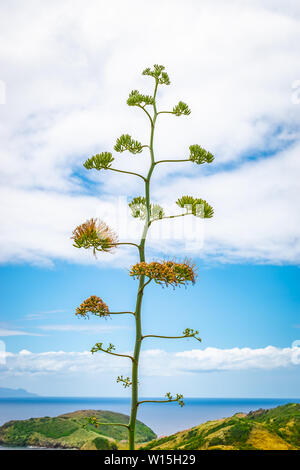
[72,64,214,450]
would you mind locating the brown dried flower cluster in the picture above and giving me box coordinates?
[75,295,110,318]
[129,259,197,287]
[71,218,118,254]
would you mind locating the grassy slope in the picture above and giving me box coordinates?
[0,409,156,450]
[140,403,300,450]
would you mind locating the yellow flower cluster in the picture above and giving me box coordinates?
[130,260,197,287]
[75,295,110,318]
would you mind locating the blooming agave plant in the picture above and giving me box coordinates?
[72,64,214,450]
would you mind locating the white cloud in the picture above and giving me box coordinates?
[1,345,299,377]
[154,142,300,263]
[38,324,129,333]
[0,0,299,266]
[25,310,68,320]
[174,346,300,372]
[0,329,43,337]
[0,187,137,266]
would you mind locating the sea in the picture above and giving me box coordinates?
[0,397,299,450]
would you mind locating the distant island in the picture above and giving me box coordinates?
[0,404,299,450]
[0,387,39,398]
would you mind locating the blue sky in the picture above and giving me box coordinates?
[0,0,300,397]
[1,262,299,397]
[1,262,300,353]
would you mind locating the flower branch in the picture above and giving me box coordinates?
[138,393,184,408]
[108,167,146,181]
[91,342,135,363]
[109,311,135,316]
[142,328,201,342]
[110,242,140,249]
[155,158,191,164]
[137,104,153,125]
[117,376,132,388]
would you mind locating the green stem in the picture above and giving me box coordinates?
[128,274,143,450]
[137,278,152,294]
[128,79,158,450]
[137,105,153,125]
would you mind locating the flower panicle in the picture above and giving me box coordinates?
[114,134,144,154]
[75,295,110,319]
[189,145,214,164]
[176,196,214,218]
[127,90,154,107]
[183,328,202,342]
[83,416,99,429]
[116,375,132,388]
[129,259,197,288]
[165,392,185,407]
[142,64,171,85]
[71,218,118,255]
[91,342,115,354]
[83,152,114,170]
[172,101,191,116]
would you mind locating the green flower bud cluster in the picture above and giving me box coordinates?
[172,101,191,116]
[189,144,214,164]
[176,196,214,218]
[142,64,171,85]
[83,152,114,170]
[114,134,144,154]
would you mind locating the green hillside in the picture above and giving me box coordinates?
[0,409,156,450]
[2,404,299,450]
[141,403,300,450]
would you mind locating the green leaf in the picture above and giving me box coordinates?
[172,101,191,116]
[114,134,143,154]
[189,144,214,164]
[176,196,214,218]
[127,90,154,107]
[83,152,114,170]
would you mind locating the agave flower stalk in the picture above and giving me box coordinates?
[73,64,214,450]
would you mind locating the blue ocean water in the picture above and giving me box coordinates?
[0,397,299,438]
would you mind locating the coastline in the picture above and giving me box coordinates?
[1,397,299,435]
